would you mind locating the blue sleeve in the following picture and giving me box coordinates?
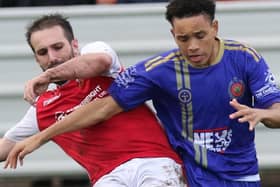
[109,64,155,111]
[248,56,280,108]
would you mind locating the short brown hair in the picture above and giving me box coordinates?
[25,13,74,52]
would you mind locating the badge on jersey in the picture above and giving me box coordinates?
[228,77,245,99]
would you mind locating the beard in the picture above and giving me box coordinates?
[41,49,75,86]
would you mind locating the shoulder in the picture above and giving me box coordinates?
[80,41,114,55]
[223,39,262,63]
[138,48,181,72]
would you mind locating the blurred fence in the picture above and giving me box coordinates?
[0,1,279,184]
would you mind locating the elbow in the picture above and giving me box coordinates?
[264,123,280,129]
[262,119,280,128]
[98,54,112,72]
[87,53,112,74]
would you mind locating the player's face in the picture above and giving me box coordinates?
[171,15,219,68]
[30,25,78,71]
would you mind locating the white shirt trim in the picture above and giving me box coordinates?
[4,106,39,142]
[234,173,260,182]
[81,41,123,78]
[4,41,121,143]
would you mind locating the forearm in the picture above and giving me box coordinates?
[38,96,123,144]
[0,138,16,162]
[45,53,112,83]
[261,103,280,128]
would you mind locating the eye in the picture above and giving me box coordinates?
[53,43,63,51]
[195,32,206,39]
[37,48,47,56]
[177,36,189,42]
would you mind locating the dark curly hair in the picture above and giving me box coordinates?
[165,0,216,25]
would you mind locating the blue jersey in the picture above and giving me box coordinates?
[109,39,280,185]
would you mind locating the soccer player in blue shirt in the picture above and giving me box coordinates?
[5,0,280,186]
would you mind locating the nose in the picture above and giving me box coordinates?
[188,38,199,51]
[47,50,60,68]
[48,50,58,62]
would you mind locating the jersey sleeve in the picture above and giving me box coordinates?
[247,56,280,108]
[80,41,123,78]
[109,64,155,111]
[4,106,40,142]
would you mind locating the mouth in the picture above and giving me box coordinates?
[188,54,203,63]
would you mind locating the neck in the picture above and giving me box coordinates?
[209,38,220,66]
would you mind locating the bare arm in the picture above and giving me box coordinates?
[44,53,112,82]
[260,103,280,128]
[0,138,15,162]
[39,96,123,142]
[5,96,123,168]
[229,99,280,130]
[24,53,112,104]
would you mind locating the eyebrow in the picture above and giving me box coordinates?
[36,42,64,52]
[36,47,47,53]
[175,34,189,38]
[176,30,205,37]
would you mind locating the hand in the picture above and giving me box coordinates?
[4,134,43,169]
[24,74,50,105]
[229,99,263,131]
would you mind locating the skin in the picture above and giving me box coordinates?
[170,15,280,130]
[0,139,15,162]
[4,15,280,169]
[171,15,219,68]
[24,26,112,104]
[230,99,280,130]
[31,25,78,71]
[2,25,115,168]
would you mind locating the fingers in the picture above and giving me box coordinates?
[229,111,258,131]
[4,147,25,169]
[249,123,256,131]
[229,99,247,111]
[4,135,41,170]
[23,95,36,106]
[4,153,15,169]
[233,111,257,123]
[24,75,51,105]
[229,99,250,119]
[229,99,260,131]
[229,108,250,120]
[19,151,26,166]
[24,80,37,105]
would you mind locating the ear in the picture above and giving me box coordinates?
[170,28,175,38]
[212,20,219,36]
[71,39,79,56]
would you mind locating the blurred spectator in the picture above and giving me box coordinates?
[0,0,168,6]
[118,0,167,3]
[0,0,96,7]
[96,0,117,4]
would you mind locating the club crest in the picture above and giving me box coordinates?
[228,77,245,99]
